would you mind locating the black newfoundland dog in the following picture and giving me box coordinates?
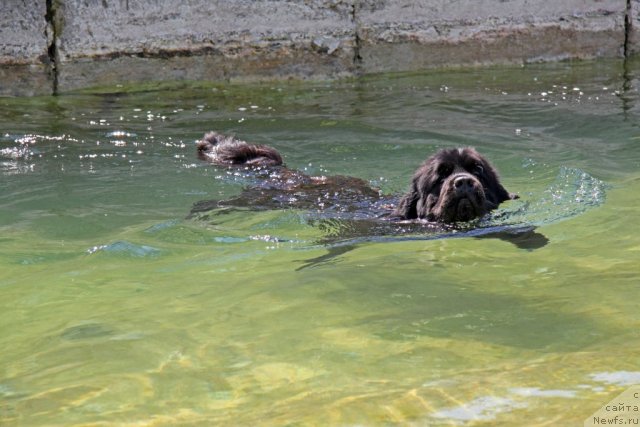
[196,131,518,223]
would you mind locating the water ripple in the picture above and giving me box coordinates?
[87,241,162,257]
[487,167,608,227]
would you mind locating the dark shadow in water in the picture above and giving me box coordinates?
[295,224,548,270]
[296,244,358,271]
[476,227,549,250]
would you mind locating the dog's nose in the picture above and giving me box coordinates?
[453,174,476,194]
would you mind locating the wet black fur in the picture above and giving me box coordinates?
[196,133,517,224]
[392,147,518,222]
[197,131,282,166]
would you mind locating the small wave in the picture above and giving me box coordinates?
[87,241,161,257]
[1,144,37,160]
[590,371,640,386]
[214,236,249,243]
[432,395,527,422]
[1,133,77,161]
[486,167,607,227]
[144,219,181,233]
[106,130,137,138]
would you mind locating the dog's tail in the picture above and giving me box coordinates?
[197,131,283,166]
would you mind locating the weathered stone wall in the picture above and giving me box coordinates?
[54,0,357,92]
[0,0,52,96]
[0,0,637,96]
[357,1,626,71]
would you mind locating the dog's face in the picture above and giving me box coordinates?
[393,147,517,223]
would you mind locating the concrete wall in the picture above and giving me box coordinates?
[357,1,625,71]
[55,0,357,92]
[0,0,52,96]
[0,0,637,96]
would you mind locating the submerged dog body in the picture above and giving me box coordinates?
[196,132,517,223]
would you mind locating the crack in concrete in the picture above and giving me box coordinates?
[351,1,363,74]
[621,0,634,118]
[624,0,632,58]
[45,0,60,95]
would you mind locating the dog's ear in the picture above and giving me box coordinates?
[478,160,515,206]
[494,180,518,205]
[393,157,439,220]
[482,180,513,209]
[393,186,419,219]
[492,181,513,204]
[393,171,428,219]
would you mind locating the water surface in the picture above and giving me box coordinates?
[1,59,640,426]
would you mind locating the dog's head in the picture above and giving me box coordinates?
[393,147,517,223]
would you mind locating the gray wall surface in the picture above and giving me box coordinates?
[1,0,638,96]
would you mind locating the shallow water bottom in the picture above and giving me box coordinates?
[2,188,639,426]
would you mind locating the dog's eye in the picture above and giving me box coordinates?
[474,164,484,175]
[437,164,453,177]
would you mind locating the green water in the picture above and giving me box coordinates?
[1,60,639,426]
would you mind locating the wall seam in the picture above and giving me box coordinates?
[45,0,59,95]
[624,0,632,57]
[351,1,363,75]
